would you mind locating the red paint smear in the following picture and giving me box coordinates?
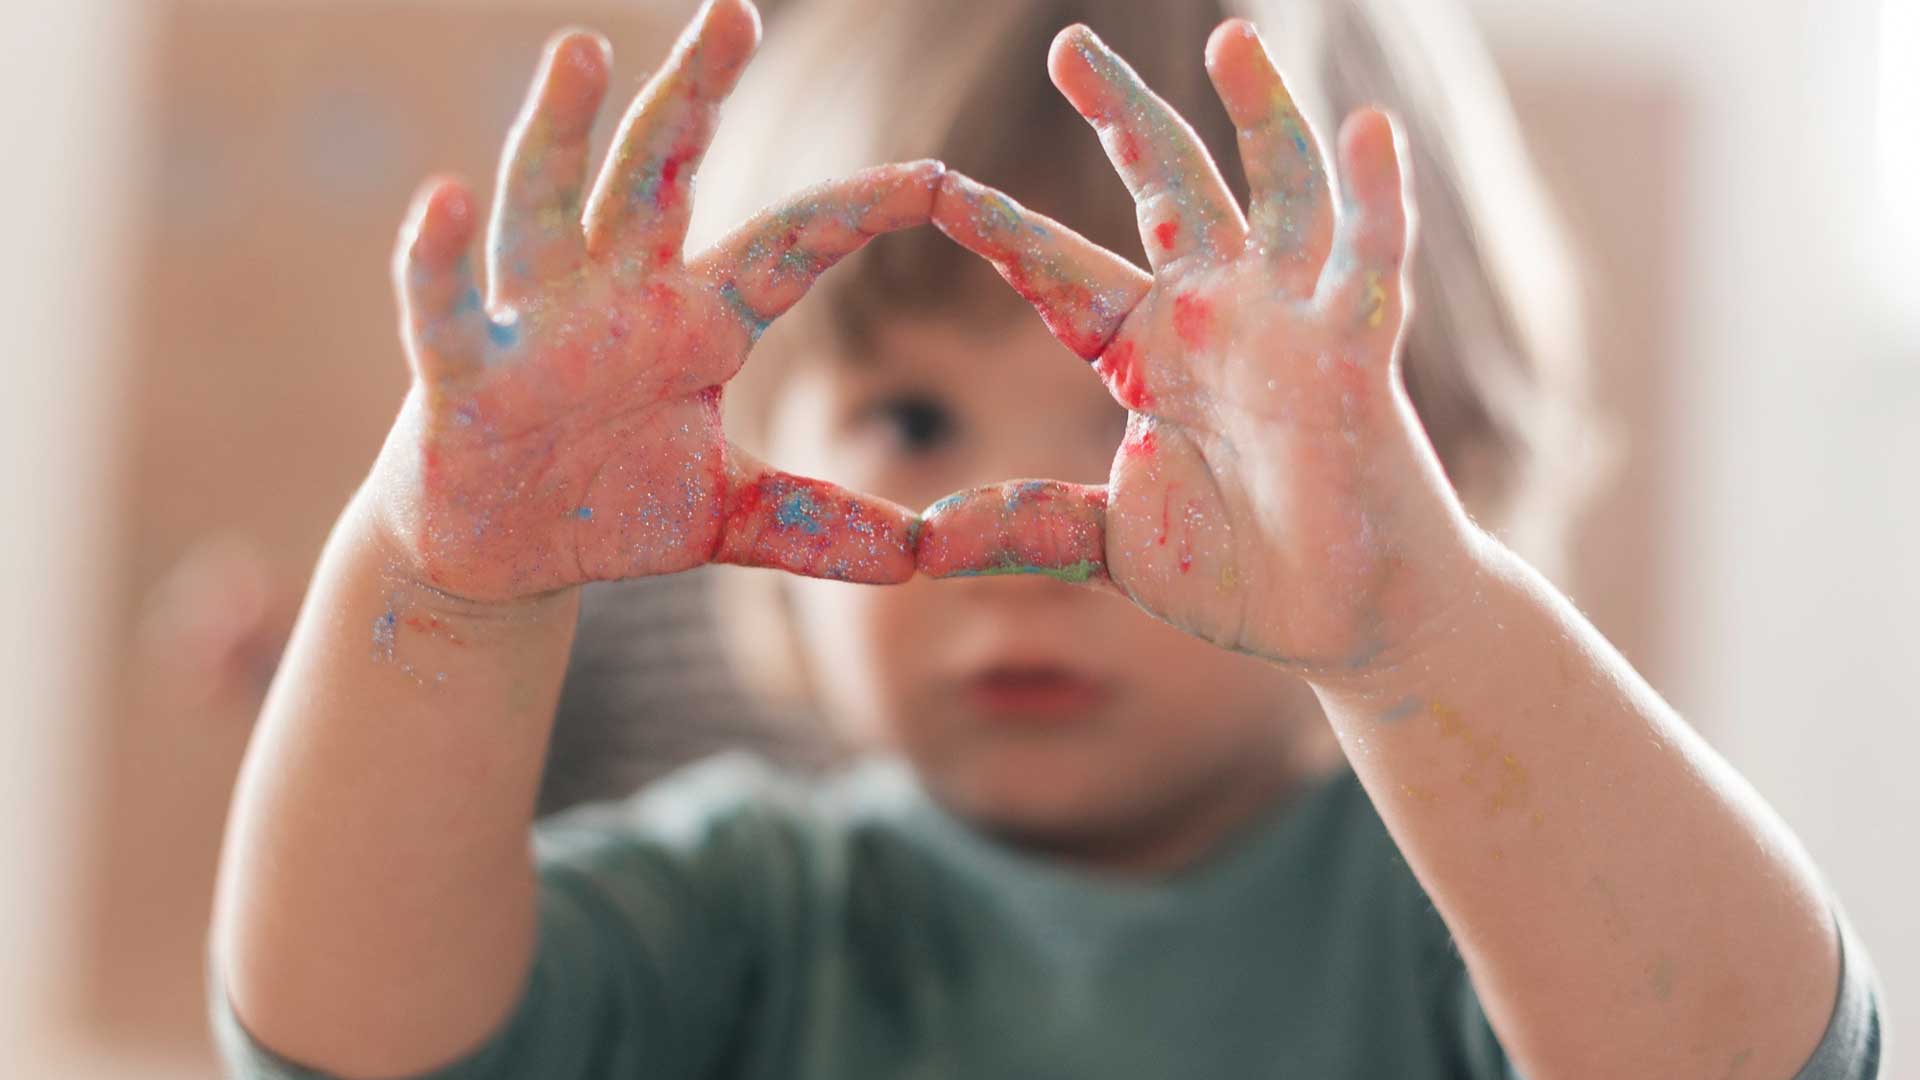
[642,281,683,315]
[654,244,677,267]
[1153,221,1179,251]
[1094,338,1152,411]
[716,469,851,572]
[1178,498,1199,574]
[1157,486,1174,546]
[1121,426,1158,459]
[1118,130,1143,166]
[720,472,766,539]
[607,306,630,341]
[1172,292,1212,349]
[655,144,697,211]
[403,614,465,646]
[991,250,1103,359]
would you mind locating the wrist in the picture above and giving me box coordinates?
[1290,499,1497,687]
[1299,521,1503,701]
[343,483,581,629]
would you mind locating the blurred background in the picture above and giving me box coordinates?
[2,0,1912,1074]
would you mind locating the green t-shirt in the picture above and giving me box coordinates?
[212,754,1881,1079]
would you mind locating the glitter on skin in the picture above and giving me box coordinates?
[385,10,936,601]
[1094,338,1152,410]
[773,487,824,534]
[1071,32,1231,254]
[718,281,772,341]
[371,607,397,661]
[926,492,969,518]
[1172,292,1212,349]
[932,174,1147,363]
[1004,479,1051,513]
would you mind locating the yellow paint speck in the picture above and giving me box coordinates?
[1363,271,1388,329]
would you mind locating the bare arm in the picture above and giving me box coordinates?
[1306,522,1838,1079]
[212,2,939,1075]
[922,19,1845,1078]
[212,492,577,1077]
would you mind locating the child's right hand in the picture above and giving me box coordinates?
[367,0,935,606]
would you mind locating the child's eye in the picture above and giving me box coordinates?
[855,392,958,456]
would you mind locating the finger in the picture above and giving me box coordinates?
[1327,108,1413,341]
[712,445,919,584]
[487,29,611,301]
[582,0,761,266]
[688,159,945,332]
[394,177,491,382]
[931,170,1151,360]
[1048,24,1248,270]
[916,480,1110,589]
[1204,18,1334,292]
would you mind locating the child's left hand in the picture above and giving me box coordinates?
[921,19,1473,675]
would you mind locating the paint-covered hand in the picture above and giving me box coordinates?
[367,0,935,605]
[922,20,1471,673]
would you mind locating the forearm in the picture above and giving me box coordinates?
[212,488,580,1079]
[1309,524,1839,1079]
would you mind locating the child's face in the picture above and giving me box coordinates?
[767,310,1336,860]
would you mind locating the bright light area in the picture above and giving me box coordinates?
[1880,0,1920,278]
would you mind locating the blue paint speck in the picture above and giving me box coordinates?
[1379,695,1422,724]
[1005,480,1049,513]
[454,285,482,313]
[487,316,519,348]
[718,282,772,342]
[774,488,824,534]
[926,493,968,518]
[575,507,593,521]
[372,607,397,660]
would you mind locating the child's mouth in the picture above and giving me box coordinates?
[964,665,1111,720]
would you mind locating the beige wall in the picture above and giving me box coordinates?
[0,2,141,1075]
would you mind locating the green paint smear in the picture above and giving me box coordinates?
[946,558,1103,585]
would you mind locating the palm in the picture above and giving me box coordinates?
[374,3,933,604]
[923,20,1437,670]
[1100,263,1394,664]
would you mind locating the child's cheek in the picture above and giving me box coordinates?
[786,572,935,746]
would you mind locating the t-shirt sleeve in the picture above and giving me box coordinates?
[208,754,798,1080]
[1791,906,1883,1079]
[1423,903,1883,1080]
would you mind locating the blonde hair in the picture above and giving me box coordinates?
[691,0,1606,708]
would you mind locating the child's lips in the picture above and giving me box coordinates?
[962,664,1112,720]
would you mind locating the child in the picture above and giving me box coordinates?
[209,1,1882,1077]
